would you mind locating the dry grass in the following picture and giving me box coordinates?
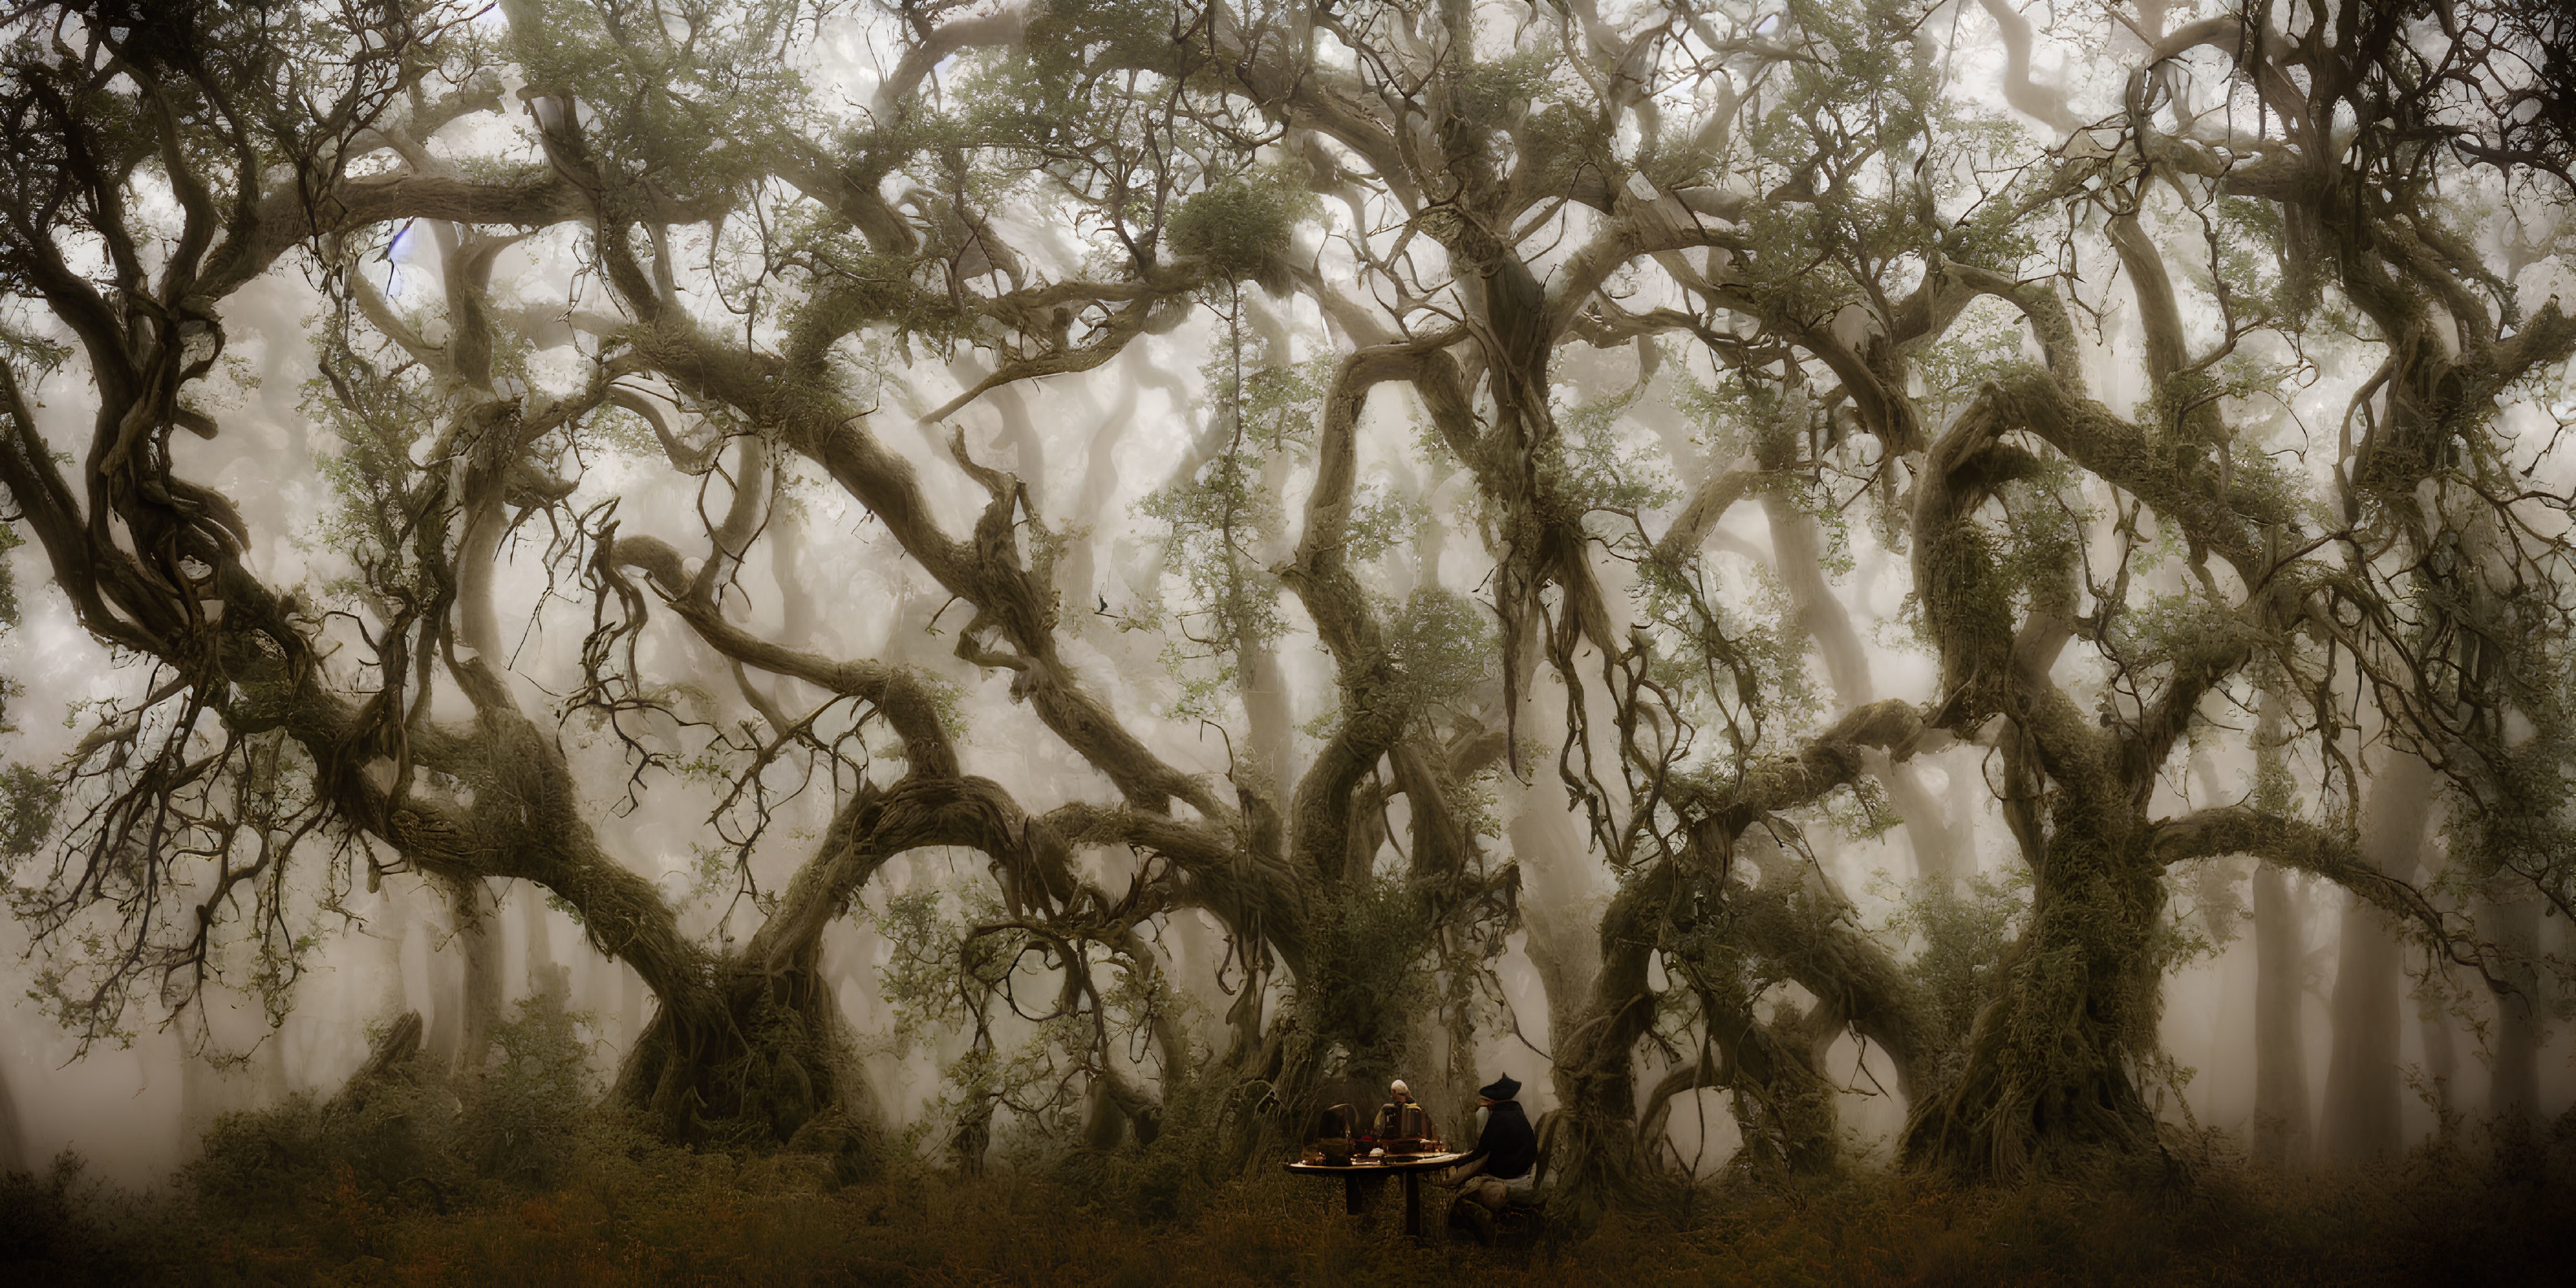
[10,1024,2572,1288]
[8,1137,2574,1288]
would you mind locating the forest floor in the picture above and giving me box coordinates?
[9,1128,2575,1288]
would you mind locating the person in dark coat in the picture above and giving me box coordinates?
[1445,1074,1538,1212]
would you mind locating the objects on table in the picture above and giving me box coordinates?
[1297,1076,1447,1164]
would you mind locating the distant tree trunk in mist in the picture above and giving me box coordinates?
[1760,485,1874,705]
[2320,903,2398,1162]
[2481,890,2543,1124]
[444,880,502,1076]
[2416,983,2458,1140]
[2322,756,2434,1162]
[2412,854,2458,1140]
[521,884,569,1006]
[1226,323,1301,795]
[0,1059,23,1173]
[1758,484,1966,885]
[2251,864,2311,1165]
[177,1040,218,1149]
[1236,619,1298,795]
[1505,771,1599,1059]
[980,376,1047,504]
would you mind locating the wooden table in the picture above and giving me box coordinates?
[1284,1151,1467,1238]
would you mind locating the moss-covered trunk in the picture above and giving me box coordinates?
[1702,996,1844,1176]
[1903,804,2166,1179]
[614,949,859,1152]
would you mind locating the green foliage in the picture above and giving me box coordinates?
[1994,469,2084,594]
[1382,586,1497,720]
[502,0,808,207]
[779,223,980,357]
[986,0,1189,97]
[2108,592,2262,729]
[872,878,1177,1155]
[1629,375,1833,755]
[1166,168,1318,295]
[1142,334,1330,724]
[1302,876,1433,1073]
[1632,568,1813,761]
[1710,0,2045,355]
[0,1151,155,1288]
[1143,437,1286,653]
[1517,99,1616,196]
[1913,298,2031,429]
[1450,52,1551,134]
[298,278,543,609]
[470,994,599,1183]
[1886,871,2032,1088]
[1816,772,1898,845]
[1552,386,1682,516]
[188,1081,448,1216]
[954,0,1258,277]
[873,884,998,1046]
[0,761,59,856]
[2207,193,2320,321]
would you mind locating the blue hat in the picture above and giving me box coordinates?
[1478,1074,1520,1102]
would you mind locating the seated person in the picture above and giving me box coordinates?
[1444,1074,1537,1212]
[1373,1078,1433,1144]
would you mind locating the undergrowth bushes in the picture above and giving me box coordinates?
[8,1032,2576,1286]
[187,996,607,1219]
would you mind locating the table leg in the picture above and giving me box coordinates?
[1344,1173,1363,1216]
[1403,1171,1422,1238]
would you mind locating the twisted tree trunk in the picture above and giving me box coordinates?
[1550,863,1677,1210]
[1549,701,1932,1203]
[1903,801,2167,1177]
